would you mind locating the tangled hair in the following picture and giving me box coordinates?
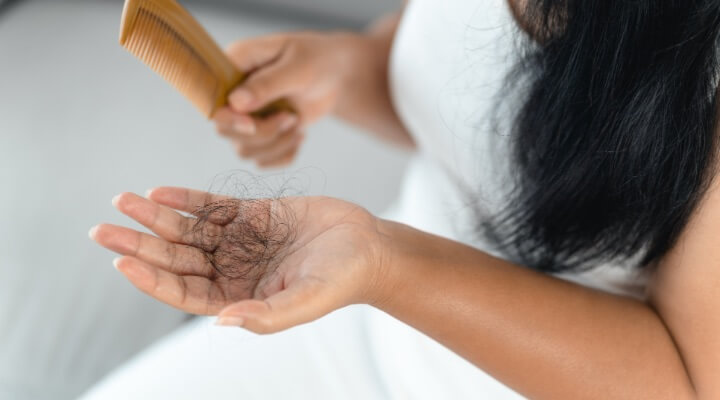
[185,172,304,290]
[485,0,720,272]
[190,198,297,284]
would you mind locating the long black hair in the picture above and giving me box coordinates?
[485,0,720,272]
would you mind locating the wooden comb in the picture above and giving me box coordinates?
[119,0,291,118]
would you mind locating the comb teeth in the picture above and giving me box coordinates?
[120,0,236,117]
[119,0,292,119]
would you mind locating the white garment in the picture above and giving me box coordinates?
[387,0,649,297]
[82,0,649,398]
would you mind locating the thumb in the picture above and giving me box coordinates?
[225,35,286,73]
[215,278,335,334]
[228,60,303,114]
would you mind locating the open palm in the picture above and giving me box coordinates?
[90,187,386,333]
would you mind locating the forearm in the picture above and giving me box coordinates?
[333,12,415,148]
[373,220,697,399]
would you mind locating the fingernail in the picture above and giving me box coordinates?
[280,116,298,132]
[88,225,98,239]
[112,257,122,270]
[233,118,255,135]
[230,89,254,110]
[215,316,245,327]
[111,194,121,207]
[145,188,154,198]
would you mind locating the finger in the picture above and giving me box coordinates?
[213,107,234,128]
[228,59,305,113]
[235,128,301,160]
[216,277,334,334]
[225,35,287,73]
[213,107,256,136]
[114,256,239,315]
[147,187,275,228]
[255,132,304,168]
[147,187,231,211]
[222,112,297,143]
[252,113,298,143]
[149,187,257,226]
[89,224,214,276]
[112,192,223,251]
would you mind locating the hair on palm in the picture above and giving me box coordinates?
[183,173,303,292]
[190,197,297,286]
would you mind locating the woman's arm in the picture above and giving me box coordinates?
[331,11,414,148]
[90,179,719,399]
[372,178,720,399]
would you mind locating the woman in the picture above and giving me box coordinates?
[85,0,720,398]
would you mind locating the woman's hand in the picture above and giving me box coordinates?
[214,32,371,168]
[89,187,390,333]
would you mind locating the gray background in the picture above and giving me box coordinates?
[0,0,406,398]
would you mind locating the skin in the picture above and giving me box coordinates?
[213,13,412,167]
[90,2,720,399]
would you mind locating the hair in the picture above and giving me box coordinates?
[483,0,720,272]
[185,172,303,290]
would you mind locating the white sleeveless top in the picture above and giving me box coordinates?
[385,0,650,299]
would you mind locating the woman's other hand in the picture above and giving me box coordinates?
[213,32,370,168]
[89,187,392,334]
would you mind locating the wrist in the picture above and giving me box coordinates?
[363,218,415,309]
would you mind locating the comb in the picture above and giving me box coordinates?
[119,0,291,118]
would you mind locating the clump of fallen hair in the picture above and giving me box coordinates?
[194,198,297,282]
[183,171,305,291]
